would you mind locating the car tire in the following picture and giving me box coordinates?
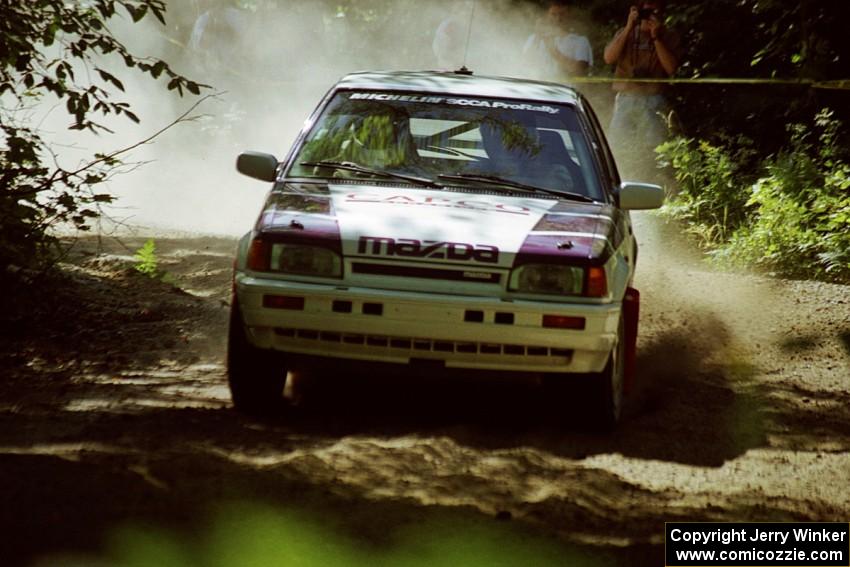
[227,302,288,415]
[583,316,626,431]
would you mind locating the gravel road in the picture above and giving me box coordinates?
[2,219,848,566]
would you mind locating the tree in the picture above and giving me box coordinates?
[577,0,848,151]
[1,0,204,268]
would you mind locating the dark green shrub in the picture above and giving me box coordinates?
[718,110,850,279]
[657,109,850,282]
[655,135,757,247]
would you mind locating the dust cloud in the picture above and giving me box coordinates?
[43,0,771,343]
[37,0,624,236]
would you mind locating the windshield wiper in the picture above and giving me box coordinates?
[300,161,443,189]
[437,173,596,203]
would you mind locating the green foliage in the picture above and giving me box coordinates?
[717,110,850,279]
[656,135,757,247]
[89,502,595,567]
[658,109,850,281]
[133,239,158,277]
[301,114,411,170]
[0,0,204,268]
[618,0,849,154]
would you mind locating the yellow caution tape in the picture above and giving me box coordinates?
[155,31,850,92]
[568,77,850,90]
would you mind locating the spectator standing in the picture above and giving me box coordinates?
[433,2,471,70]
[603,1,680,154]
[522,1,593,82]
[187,0,248,75]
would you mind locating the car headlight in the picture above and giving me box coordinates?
[509,264,584,296]
[270,244,342,277]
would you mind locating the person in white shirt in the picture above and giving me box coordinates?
[523,1,593,81]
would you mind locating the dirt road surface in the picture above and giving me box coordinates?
[2,218,849,566]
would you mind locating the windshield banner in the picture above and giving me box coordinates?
[348,92,561,115]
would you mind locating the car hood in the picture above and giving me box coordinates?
[257,183,623,268]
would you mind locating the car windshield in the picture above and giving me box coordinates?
[288,91,603,200]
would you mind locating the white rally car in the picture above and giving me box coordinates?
[229,70,663,428]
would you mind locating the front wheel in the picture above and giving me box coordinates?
[227,302,288,415]
[584,316,626,431]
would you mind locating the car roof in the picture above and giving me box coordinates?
[334,70,581,106]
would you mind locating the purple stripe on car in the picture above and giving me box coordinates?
[256,191,342,252]
[516,208,616,267]
[515,234,601,265]
[533,214,606,233]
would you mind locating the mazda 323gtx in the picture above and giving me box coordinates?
[228,70,664,428]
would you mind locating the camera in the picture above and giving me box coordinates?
[638,7,658,20]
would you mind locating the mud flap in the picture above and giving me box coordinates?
[623,287,640,395]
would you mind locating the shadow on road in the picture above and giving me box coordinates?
[237,310,765,468]
[3,236,847,567]
[0,433,658,567]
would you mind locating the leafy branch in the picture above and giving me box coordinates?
[1,0,208,268]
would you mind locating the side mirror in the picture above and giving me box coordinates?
[236,151,279,182]
[617,182,665,210]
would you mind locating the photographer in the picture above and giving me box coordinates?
[603,1,680,155]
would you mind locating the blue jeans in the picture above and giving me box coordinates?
[608,92,669,156]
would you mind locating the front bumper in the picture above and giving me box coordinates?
[236,274,621,373]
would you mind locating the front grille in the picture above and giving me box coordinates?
[352,262,501,284]
[273,327,572,358]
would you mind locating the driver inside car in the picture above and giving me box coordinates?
[476,119,579,193]
[337,112,418,170]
